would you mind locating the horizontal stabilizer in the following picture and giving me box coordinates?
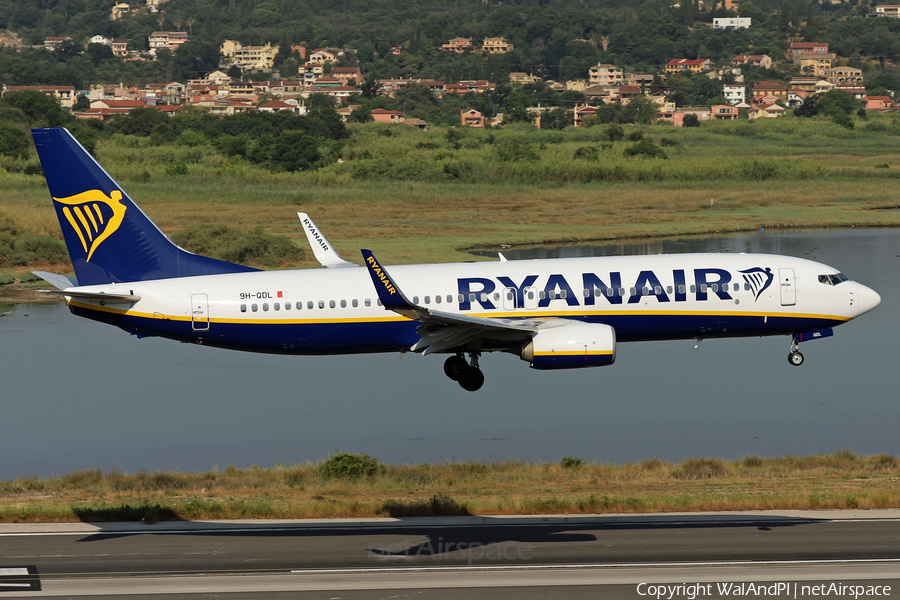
[40,289,141,302]
[32,270,78,290]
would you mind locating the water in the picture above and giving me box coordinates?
[1,229,898,479]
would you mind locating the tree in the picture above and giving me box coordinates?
[0,123,30,159]
[683,113,700,127]
[73,94,90,112]
[502,89,531,123]
[0,90,66,126]
[227,64,242,79]
[172,41,220,80]
[267,130,321,171]
[624,95,658,125]
[817,89,861,118]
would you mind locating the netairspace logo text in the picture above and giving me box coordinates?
[637,583,893,600]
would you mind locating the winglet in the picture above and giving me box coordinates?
[297,213,356,268]
[360,249,417,311]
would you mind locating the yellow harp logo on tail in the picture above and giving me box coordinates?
[53,190,127,262]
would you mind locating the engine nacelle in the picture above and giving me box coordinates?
[521,323,616,370]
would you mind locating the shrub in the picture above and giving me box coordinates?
[741,455,764,468]
[626,130,644,142]
[176,129,208,147]
[683,113,700,127]
[623,140,667,159]
[674,458,726,479]
[560,457,584,469]
[316,453,384,479]
[495,140,540,162]
[170,224,303,267]
[165,162,188,176]
[573,146,600,161]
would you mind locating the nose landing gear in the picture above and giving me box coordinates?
[444,353,485,391]
[788,335,804,366]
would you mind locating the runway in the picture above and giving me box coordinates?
[1,510,899,597]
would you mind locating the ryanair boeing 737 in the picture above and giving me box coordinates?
[31,128,881,391]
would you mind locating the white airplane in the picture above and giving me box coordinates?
[31,127,881,391]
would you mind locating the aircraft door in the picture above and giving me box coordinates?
[503,287,517,311]
[779,268,796,306]
[191,293,209,331]
[523,286,539,310]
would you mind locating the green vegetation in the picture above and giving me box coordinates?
[170,224,305,267]
[1,451,898,522]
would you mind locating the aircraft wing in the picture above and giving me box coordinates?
[298,213,357,268]
[361,249,541,354]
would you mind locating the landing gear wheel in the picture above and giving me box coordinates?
[443,355,468,381]
[458,366,485,392]
[788,351,804,366]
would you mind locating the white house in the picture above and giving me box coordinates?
[713,17,751,29]
[723,84,746,103]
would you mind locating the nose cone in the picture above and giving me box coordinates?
[856,283,881,317]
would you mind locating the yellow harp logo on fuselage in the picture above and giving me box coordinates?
[53,189,127,262]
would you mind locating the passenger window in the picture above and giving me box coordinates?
[307,301,314,309]
[274,302,280,311]
[539,291,546,299]
[365,298,371,307]
[352,299,358,307]
[678,285,685,294]
[722,283,729,292]
[493,292,499,301]
[329,300,336,308]
[241,304,247,312]
[469,293,476,302]
[667,286,673,294]
[413,296,419,304]
[594,288,601,297]
[458,294,464,303]
[285,302,291,310]
[690,285,696,293]
[642,287,650,295]
[318,300,325,309]
[549,290,556,299]
[377,299,382,306]
[480,293,488,302]
[340,299,347,308]
[630,287,636,296]
[607,288,614,297]
[711,284,718,292]
[435,295,441,304]
[263,303,269,311]
[618,287,625,296]
[560,290,567,299]
[252,303,258,312]
[508,291,515,301]
[700,284,707,293]
[654,286,661,295]
[448,295,454,303]
[425,296,431,304]
[527,291,535,300]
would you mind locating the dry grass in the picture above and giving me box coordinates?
[1,452,898,522]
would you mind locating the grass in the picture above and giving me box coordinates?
[4,115,900,273]
[1,451,898,522]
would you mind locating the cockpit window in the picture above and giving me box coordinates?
[819,273,849,286]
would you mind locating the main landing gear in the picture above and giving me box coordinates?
[788,335,804,367]
[444,353,485,392]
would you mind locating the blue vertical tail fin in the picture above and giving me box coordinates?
[31,127,258,286]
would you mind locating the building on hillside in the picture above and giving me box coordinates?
[713,17,751,29]
[825,66,863,85]
[710,104,739,120]
[150,32,189,51]
[789,76,818,90]
[371,108,405,123]
[111,40,128,57]
[309,48,338,63]
[618,85,643,102]
[461,109,485,127]
[290,46,307,60]
[221,41,276,70]
[749,102,785,119]
[788,42,831,56]
[627,73,657,87]
[259,99,306,115]
[331,67,362,86]
[872,5,900,16]
[835,85,867,99]
[2,85,76,108]
[89,35,112,46]
[111,3,130,20]
[44,37,71,51]
[731,54,772,69]
[866,96,893,109]
[509,72,541,85]
[571,105,598,127]
[481,37,514,53]
[442,37,473,52]
[752,81,787,99]
[665,59,713,73]
[589,63,623,86]
[723,84,745,103]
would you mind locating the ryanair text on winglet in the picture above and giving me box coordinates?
[366,255,397,295]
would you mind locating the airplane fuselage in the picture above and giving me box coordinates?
[65,253,874,356]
